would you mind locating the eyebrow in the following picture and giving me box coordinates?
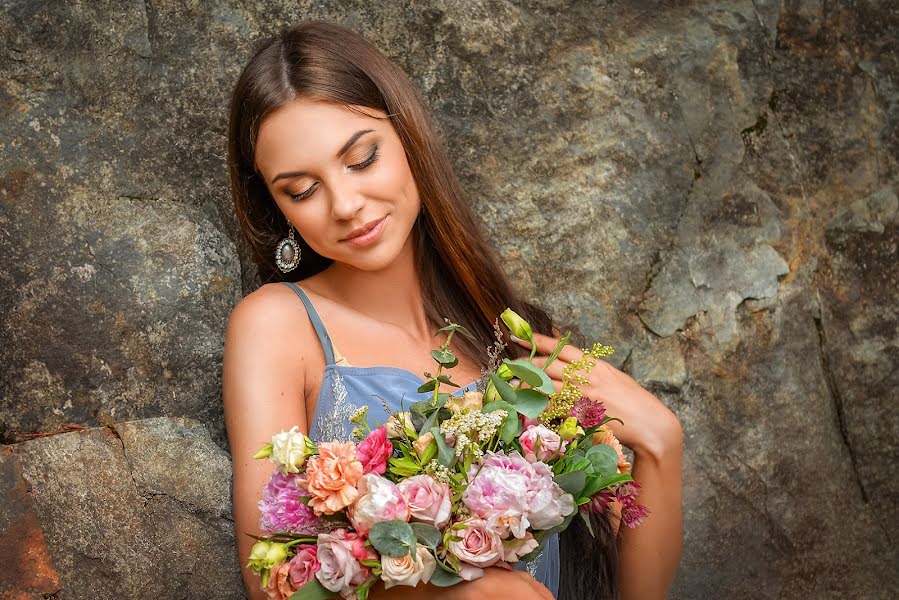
[269,129,375,184]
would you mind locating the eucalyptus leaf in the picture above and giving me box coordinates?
[554,470,587,497]
[503,359,555,394]
[490,373,519,404]
[431,349,459,368]
[416,380,439,394]
[410,522,443,549]
[369,520,416,557]
[512,389,549,418]
[429,566,464,587]
[437,374,459,387]
[289,579,336,600]
[585,444,619,476]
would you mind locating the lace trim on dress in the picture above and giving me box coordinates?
[311,370,356,443]
[525,546,545,578]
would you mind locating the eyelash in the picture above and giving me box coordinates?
[288,145,380,202]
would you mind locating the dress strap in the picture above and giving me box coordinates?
[280,281,337,366]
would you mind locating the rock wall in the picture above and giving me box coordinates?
[1,1,896,598]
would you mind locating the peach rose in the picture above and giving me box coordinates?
[301,441,364,515]
[592,425,631,474]
[266,561,298,600]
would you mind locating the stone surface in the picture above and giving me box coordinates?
[1,0,897,598]
[1,418,241,600]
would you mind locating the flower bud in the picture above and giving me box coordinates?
[496,363,514,381]
[265,542,288,567]
[247,541,271,572]
[484,380,501,404]
[501,308,533,341]
[558,417,584,441]
[253,443,273,460]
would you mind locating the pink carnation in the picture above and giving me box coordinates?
[356,426,392,475]
[258,472,319,534]
[570,396,606,428]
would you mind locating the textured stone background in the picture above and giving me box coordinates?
[1,1,896,598]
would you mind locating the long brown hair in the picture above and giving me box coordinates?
[227,20,618,599]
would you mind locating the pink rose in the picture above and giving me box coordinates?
[301,442,363,515]
[315,529,374,598]
[356,426,392,475]
[519,424,568,463]
[288,545,320,588]
[397,474,452,528]
[265,561,298,600]
[447,517,503,569]
[348,473,410,535]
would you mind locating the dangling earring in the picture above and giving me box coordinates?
[275,222,301,273]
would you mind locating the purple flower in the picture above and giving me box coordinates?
[258,471,319,534]
[585,490,616,514]
[570,396,606,428]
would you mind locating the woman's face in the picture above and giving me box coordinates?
[253,99,421,271]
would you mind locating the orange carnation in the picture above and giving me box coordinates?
[300,441,364,515]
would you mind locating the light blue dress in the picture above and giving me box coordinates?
[282,282,560,597]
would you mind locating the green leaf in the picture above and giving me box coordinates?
[418,439,438,464]
[554,470,587,497]
[429,565,464,587]
[416,379,439,393]
[585,444,619,476]
[490,373,519,404]
[431,349,459,368]
[436,374,460,387]
[289,578,336,600]
[512,389,549,418]
[579,509,595,537]
[482,400,520,443]
[430,426,456,468]
[582,473,632,498]
[410,522,443,549]
[503,359,555,394]
[541,331,571,371]
[369,520,417,557]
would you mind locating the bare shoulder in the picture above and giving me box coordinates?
[226,281,309,336]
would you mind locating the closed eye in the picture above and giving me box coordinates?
[288,145,380,202]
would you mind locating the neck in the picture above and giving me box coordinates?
[320,235,431,342]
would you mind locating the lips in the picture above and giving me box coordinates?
[342,217,385,241]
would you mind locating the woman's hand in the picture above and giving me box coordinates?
[513,332,682,461]
[368,567,554,600]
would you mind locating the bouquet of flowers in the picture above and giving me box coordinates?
[247,309,647,599]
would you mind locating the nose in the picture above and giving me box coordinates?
[328,175,365,222]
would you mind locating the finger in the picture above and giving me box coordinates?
[514,332,584,364]
[530,355,567,381]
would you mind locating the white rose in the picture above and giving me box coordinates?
[380,545,436,589]
[270,425,309,474]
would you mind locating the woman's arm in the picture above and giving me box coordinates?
[223,287,310,600]
[616,417,683,600]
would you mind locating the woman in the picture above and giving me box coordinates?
[223,20,682,600]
